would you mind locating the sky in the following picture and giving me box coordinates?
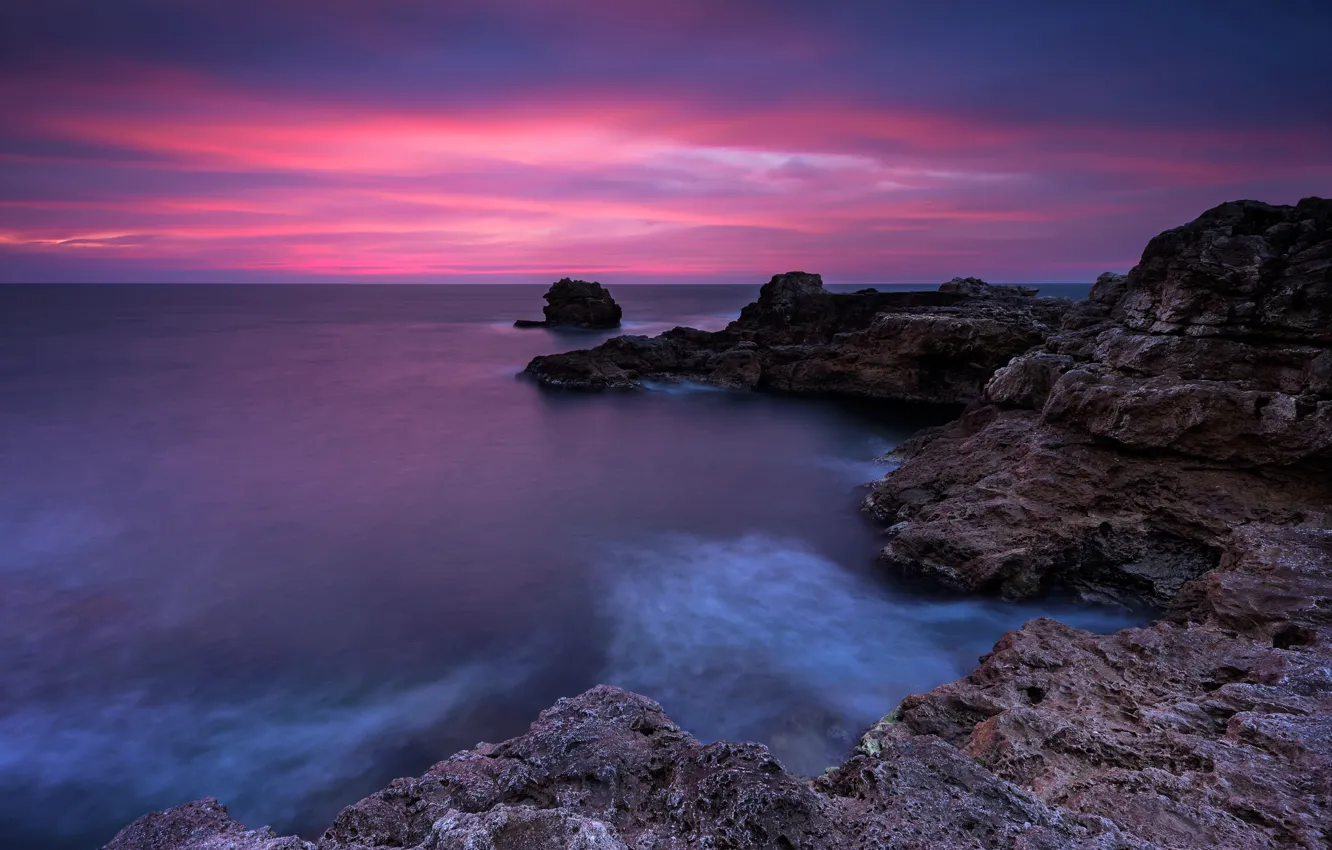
[2,0,1330,284]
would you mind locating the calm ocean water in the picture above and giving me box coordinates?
[0,282,1127,849]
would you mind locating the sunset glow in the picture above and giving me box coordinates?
[2,1,1330,282]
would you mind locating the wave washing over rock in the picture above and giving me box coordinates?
[105,199,1330,849]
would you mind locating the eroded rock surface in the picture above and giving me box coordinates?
[524,271,1071,404]
[106,686,1145,850]
[859,197,1332,848]
[867,198,1332,602]
[862,526,1332,850]
[103,798,312,850]
[514,278,622,328]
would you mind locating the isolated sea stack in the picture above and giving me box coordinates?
[514,278,622,328]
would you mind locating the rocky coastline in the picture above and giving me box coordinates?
[105,200,1330,850]
[523,273,1071,405]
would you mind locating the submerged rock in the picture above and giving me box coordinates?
[525,271,1071,404]
[514,278,622,329]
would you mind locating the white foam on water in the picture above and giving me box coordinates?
[638,379,726,395]
[0,657,534,842]
[598,533,1137,775]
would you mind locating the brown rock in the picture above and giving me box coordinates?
[858,198,1332,848]
[108,687,1146,850]
[866,198,1332,601]
[862,527,1332,850]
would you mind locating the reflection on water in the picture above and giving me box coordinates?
[0,283,1121,849]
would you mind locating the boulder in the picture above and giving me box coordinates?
[514,278,622,328]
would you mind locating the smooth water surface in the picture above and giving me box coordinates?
[0,283,1124,848]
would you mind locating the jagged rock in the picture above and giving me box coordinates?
[1116,201,1332,342]
[983,351,1077,408]
[867,198,1332,601]
[102,798,312,850]
[524,272,1072,403]
[857,198,1332,847]
[514,279,622,328]
[862,527,1332,850]
[107,687,1146,850]
[429,807,627,850]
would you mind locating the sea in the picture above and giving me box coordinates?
[0,282,1133,848]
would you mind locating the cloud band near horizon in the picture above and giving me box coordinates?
[2,0,1330,283]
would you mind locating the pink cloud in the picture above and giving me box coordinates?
[2,67,1329,282]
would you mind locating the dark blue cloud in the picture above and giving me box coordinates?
[4,0,1330,129]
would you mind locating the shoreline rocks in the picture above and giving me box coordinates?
[525,272,1072,405]
[514,278,622,329]
[108,687,1147,850]
[865,199,1332,604]
[857,198,1332,847]
[103,200,1332,849]
[859,525,1332,849]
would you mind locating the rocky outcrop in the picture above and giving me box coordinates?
[866,199,1332,603]
[103,798,312,850]
[856,197,1332,848]
[524,272,1072,404]
[514,279,622,328]
[107,686,1146,850]
[860,525,1332,850]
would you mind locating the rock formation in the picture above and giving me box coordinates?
[857,198,1332,847]
[524,272,1071,404]
[103,200,1332,850]
[861,525,1332,849]
[514,279,623,329]
[107,686,1146,850]
[865,198,1332,603]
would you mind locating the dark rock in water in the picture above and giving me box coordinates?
[524,271,1072,404]
[514,278,622,328]
[106,686,1145,849]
